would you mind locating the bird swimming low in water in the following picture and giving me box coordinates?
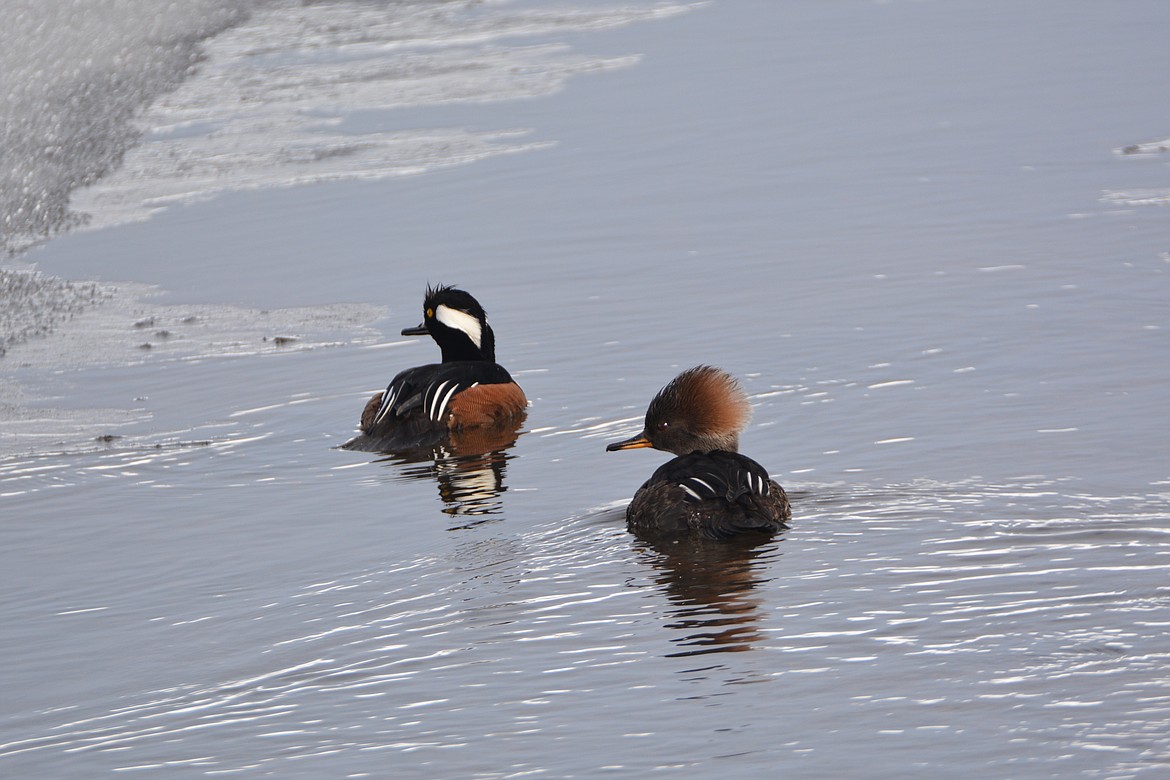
[607,365,790,539]
[352,284,527,450]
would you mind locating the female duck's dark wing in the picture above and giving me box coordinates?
[666,451,775,505]
[372,362,517,427]
[629,451,790,539]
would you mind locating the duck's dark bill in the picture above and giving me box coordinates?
[606,434,653,452]
[401,323,428,336]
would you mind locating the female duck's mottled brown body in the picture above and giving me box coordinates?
[607,366,790,539]
[350,285,527,450]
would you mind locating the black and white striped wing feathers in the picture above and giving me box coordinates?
[373,370,480,426]
[420,378,478,423]
[669,453,773,506]
[677,465,771,504]
[372,361,514,427]
[371,380,405,425]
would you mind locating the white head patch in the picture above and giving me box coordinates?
[435,304,483,348]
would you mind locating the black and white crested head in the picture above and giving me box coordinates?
[404,284,497,362]
[607,365,752,456]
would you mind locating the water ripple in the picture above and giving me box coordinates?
[3,479,1169,776]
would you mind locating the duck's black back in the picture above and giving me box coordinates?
[627,450,791,539]
[375,361,516,426]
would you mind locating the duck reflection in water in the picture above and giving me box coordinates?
[633,531,782,657]
[370,421,524,521]
[340,284,528,521]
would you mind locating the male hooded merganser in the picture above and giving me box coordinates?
[354,285,527,447]
[607,366,790,539]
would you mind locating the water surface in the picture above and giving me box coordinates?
[2,0,1169,777]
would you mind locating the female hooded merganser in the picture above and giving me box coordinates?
[607,366,791,539]
[353,285,527,449]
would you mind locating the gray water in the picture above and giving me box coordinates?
[2,0,1169,777]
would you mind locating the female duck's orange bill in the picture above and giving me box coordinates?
[606,433,653,452]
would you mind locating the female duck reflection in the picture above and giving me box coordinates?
[341,285,527,519]
[635,532,782,657]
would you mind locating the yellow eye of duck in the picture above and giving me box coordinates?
[426,308,434,318]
